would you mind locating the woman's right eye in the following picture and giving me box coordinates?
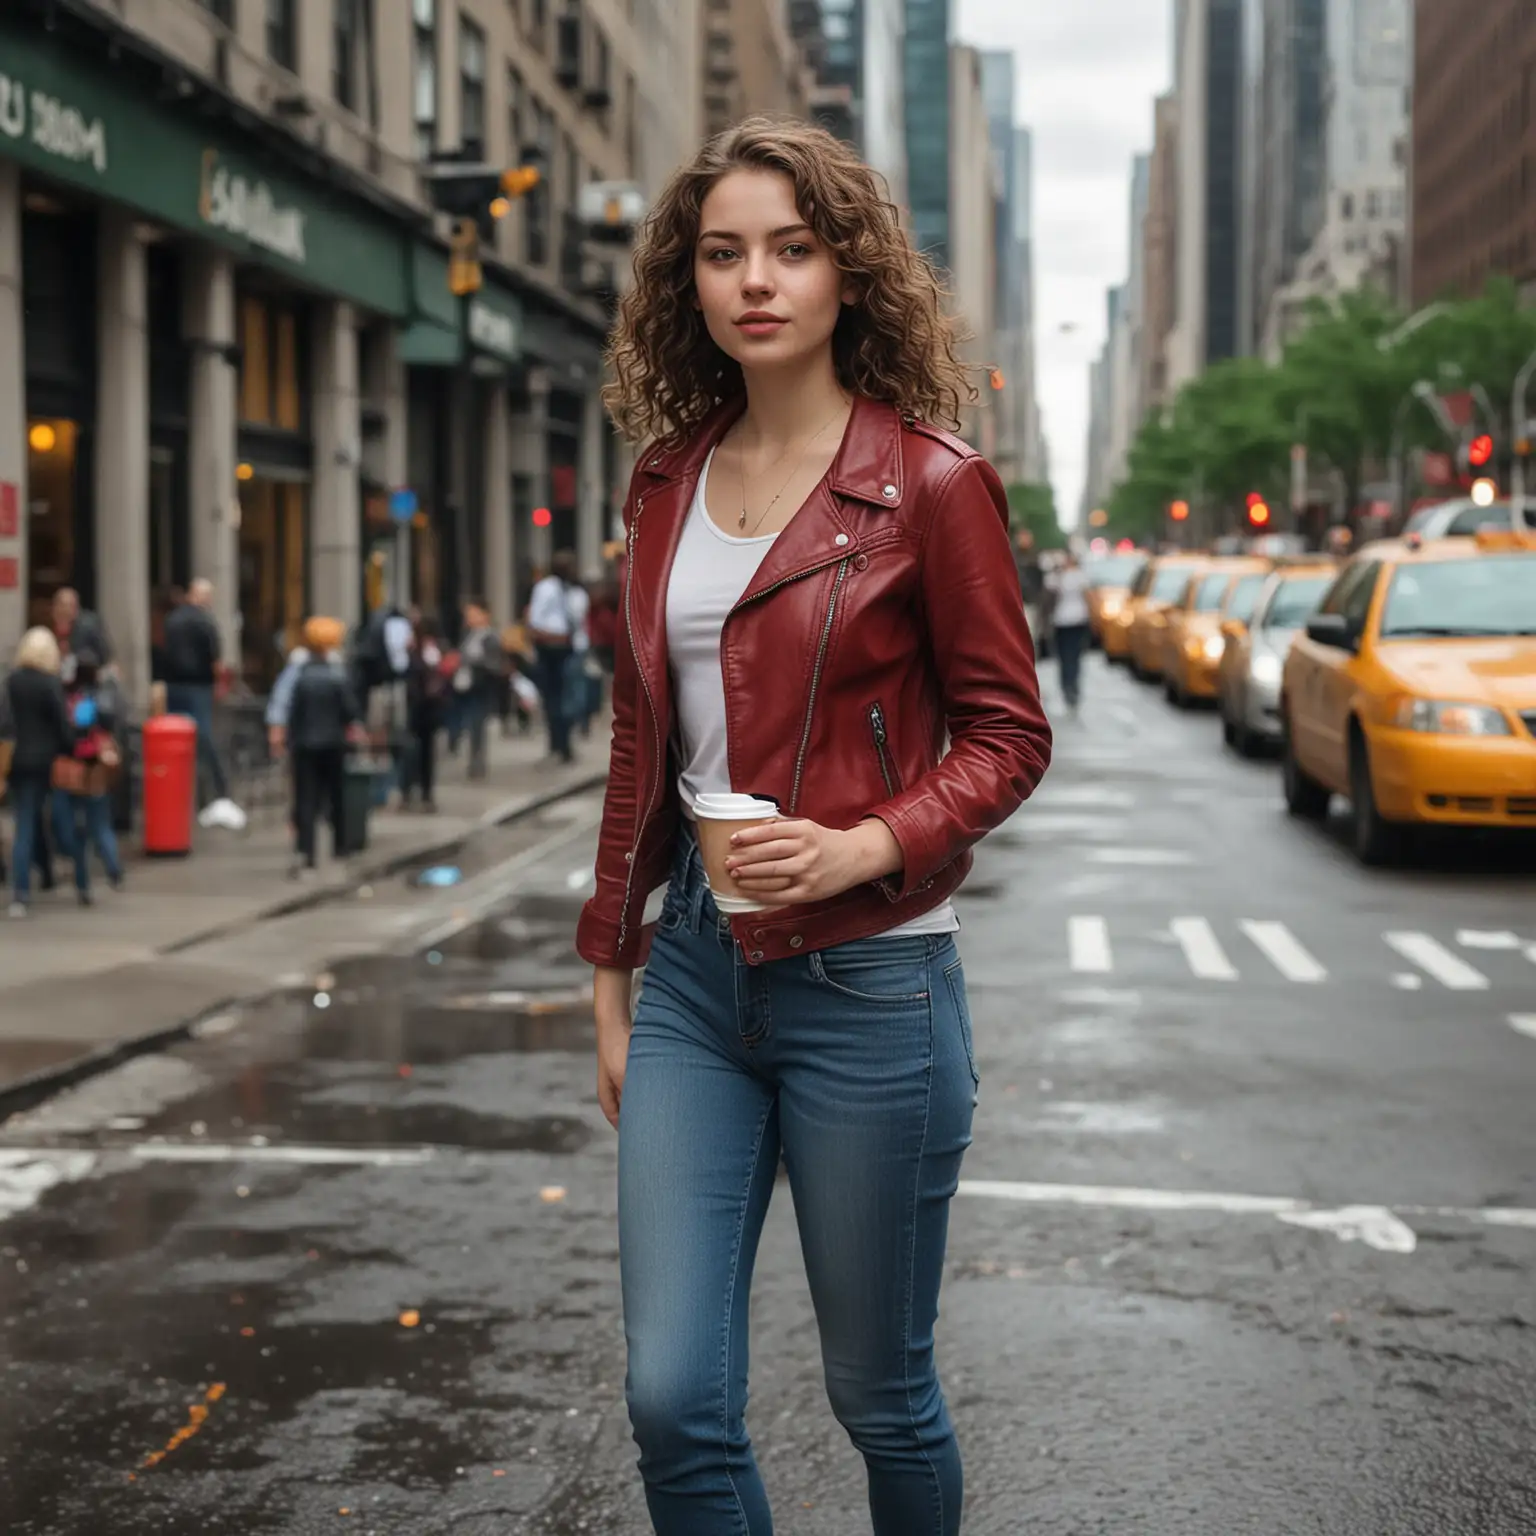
[705,247,738,262]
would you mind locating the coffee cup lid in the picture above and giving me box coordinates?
[693,792,779,820]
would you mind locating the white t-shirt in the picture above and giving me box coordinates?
[528,575,579,639]
[1049,566,1091,628]
[665,449,957,937]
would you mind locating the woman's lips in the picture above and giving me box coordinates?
[734,317,787,338]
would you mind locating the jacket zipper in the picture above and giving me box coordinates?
[616,493,654,954]
[869,701,898,796]
[788,558,850,814]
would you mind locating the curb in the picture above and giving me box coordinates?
[0,767,608,1123]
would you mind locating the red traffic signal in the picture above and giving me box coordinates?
[1170,499,1190,522]
[532,506,552,528]
[1247,500,1272,528]
[1467,433,1494,468]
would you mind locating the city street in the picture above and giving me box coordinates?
[1,656,1534,1534]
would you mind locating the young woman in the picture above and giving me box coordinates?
[577,118,1051,1534]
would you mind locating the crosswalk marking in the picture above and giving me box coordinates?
[1170,917,1239,981]
[1385,932,1491,992]
[1239,920,1328,983]
[1068,916,1113,973]
[1510,1016,1536,1040]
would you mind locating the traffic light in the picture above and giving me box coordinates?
[448,217,481,297]
[988,368,1006,391]
[1468,433,1494,469]
[424,158,544,247]
[1170,499,1189,522]
[1247,498,1272,529]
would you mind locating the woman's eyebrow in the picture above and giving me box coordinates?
[697,223,812,243]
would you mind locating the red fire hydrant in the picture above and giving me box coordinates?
[141,714,197,857]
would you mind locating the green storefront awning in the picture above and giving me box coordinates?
[395,320,462,367]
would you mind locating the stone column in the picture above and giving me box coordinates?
[183,247,239,646]
[310,300,361,627]
[95,213,151,709]
[577,384,607,581]
[483,383,513,627]
[512,367,552,574]
[0,161,26,647]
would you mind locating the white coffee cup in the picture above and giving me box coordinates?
[692,793,780,914]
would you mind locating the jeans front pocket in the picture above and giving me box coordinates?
[944,956,980,1087]
[809,935,932,1003]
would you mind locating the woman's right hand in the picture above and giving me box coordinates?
[593,966,635,1131]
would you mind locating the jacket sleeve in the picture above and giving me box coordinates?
[266,662,299,727]
[575,465,648,969]
[866,454,1052,898]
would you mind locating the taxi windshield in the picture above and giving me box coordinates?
[1086,554,1145,588]
[1151,566,1199,602]
[1378,554,1536,638]
[1263,575,1333,630]
[1193,573,1232,611]
[1225,573,1269,624]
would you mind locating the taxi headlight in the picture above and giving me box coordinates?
[1391,698,1512,736]
[1202,634,1225,660]
[1100,595,1124,618]
[1250,653,1283,687]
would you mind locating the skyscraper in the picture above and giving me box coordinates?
[904,0,951,266]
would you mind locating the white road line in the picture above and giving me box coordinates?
[1509,1015,1536,1041]
[1240,920,1327,983]
[1068,916,1113,973]
[955,1180,1536,1254]
[1457,930,1524,950]
[1087,848,1195,866]
[132,1143,435,1167]
[1170,917,1238,981]
[1384,932,1491,991]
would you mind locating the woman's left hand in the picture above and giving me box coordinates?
[725,817,903,906]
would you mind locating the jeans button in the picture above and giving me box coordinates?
[788,935,803,949]
[749,949,764,963]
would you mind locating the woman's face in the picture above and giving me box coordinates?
[693,169,854,376]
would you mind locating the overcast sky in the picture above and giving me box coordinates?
[954,0,1174,524]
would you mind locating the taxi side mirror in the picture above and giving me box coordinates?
[1220,619,1246,642]
[1306,613,1358,652]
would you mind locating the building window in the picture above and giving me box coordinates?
[413,0,437,160]
[529,0,548,50]
[526,98,555,265]
[200,0,235,24]
[334,0,357,109]
[266,0,297,70]
[458,17,486,157]
[592,27,611,113]
[508,66,525,156]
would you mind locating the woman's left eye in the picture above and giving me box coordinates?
[782,243,809,259]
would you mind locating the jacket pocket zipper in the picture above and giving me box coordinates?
[869,702,899,797]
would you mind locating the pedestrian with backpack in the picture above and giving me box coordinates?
[403,616,448,811]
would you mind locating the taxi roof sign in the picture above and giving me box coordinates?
[1474,526,1536,552]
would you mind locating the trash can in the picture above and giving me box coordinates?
[341,757,377,856]
[142,714,197,856]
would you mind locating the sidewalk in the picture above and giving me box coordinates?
[0,720,610,1101]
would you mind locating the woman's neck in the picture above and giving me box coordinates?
[735,356,849,450]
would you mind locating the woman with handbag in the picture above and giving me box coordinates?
[55,651,126,904]
[5,628,74,919]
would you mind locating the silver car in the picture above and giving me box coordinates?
[1218,567,1338,755]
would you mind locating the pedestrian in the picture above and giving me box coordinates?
[403,616,448,812]
[54,651,126,904]
[578,117,1051,1533]
[284,617,359,880]
[4,628,75,919]
[1013,529,1048,657]
[1046,547,1093,715]
[526,550,583,763]
[452,599,503,781]
[51,586,113,688]
[163,578,247,832]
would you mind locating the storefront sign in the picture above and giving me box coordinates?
[0,21,411,318]
[199,150,306,265]
[0,481,16,539]
[0,68,107,174]
[467,296,521,363]
[0,557,16,590]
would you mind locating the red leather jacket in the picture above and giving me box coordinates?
[576,394,1051,969]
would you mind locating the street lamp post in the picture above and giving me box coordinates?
[1510,346,1536,531]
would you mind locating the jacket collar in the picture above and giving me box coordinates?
[639,393,907,511]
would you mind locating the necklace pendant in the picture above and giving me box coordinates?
[738,510,747,529]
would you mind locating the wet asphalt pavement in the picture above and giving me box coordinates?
[1,655,1534,1534]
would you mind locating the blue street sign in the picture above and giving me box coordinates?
[389,488,419,524]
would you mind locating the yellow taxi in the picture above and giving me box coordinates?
[1280,528,1536,863]
[1084,551,1148,648]
[1127,555,1212,679]
[1161,559,1273,706]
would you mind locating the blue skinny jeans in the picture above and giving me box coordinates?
[618,828,978,1534]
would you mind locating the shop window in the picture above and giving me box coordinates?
[238,294,308,434]
[459,16,486,158]
[238,478,310,688]
[266,0,297,71]
[240,297,272,424]
[25,418,79,628]
[274,311,301,431]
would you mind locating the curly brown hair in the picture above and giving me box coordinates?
[603,116,977,445]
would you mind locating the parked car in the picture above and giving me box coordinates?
[1402,497,1516,540]
[1161,559,1271,707]
[1218,563,1338,756]
[1280,527,1536,863]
